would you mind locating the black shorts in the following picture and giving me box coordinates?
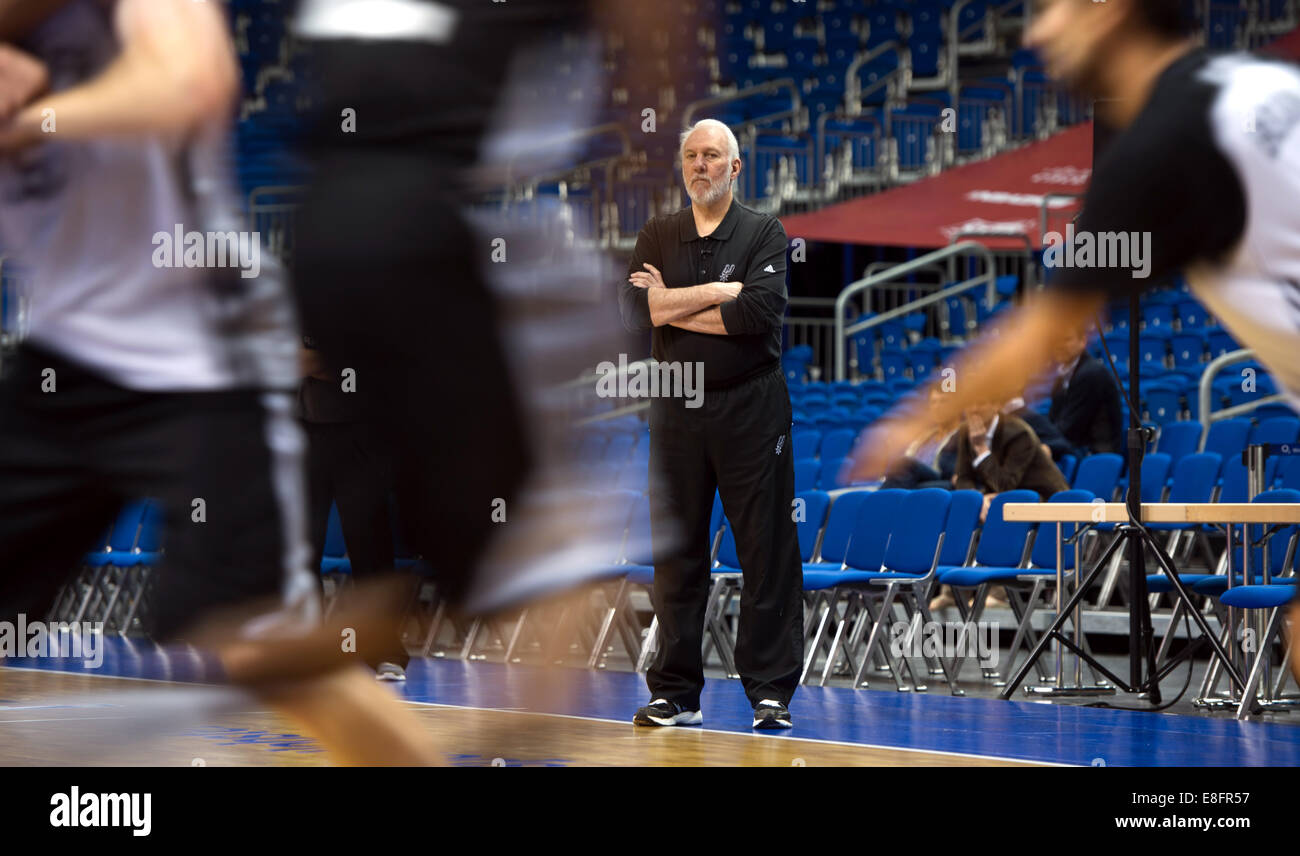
[0,345,311,641]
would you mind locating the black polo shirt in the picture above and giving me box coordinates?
[618,199,789,390]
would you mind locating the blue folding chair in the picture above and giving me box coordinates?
[1056,453,1078,484]
[112,500,165,635]
[802,490,874,569]
[794,490,832,562]
[1140,453,1172,502]
[1190,489,1300,715]
[1109,452,1226,610]
[818,455,847,490]
[1072,453,1123,500]
[805,489,954,691]
[820,427,857,462]
[78,500,150,629]
[800,489,907,686]
[1250,417,1300,449]
[794,458,819,494]
[1170,331,1206,370]
[958,490,1100,687]
[1202,417,1251,478]
[1156,420,1201,474]
[934,490,1040,692]
[792,429,821,460]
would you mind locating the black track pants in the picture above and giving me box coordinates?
[646,368,804,710]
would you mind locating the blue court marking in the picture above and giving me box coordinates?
[395,659,1300,767]
[182,726,325,753]
[5,638,1300,766]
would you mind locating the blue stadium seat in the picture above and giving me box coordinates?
[1072,453,1123,500]
[1175,298,1209,329]
[804,490,874,568]
[1203,418,1251,478]
[804,489,953,688]
[1191,488,1299,598]
[1249,417,1300,448]
[818,455,847,490]
[792,429,821,460]
[86,501,147,569]
[1156,420,1202,472]
[1146,452,1222,532]
[1056,453,1078,483]
[795,458,819,494]
[794,491,832,562]
[820,427,857,461]
[937,490,1040,588]
[320,503,350,575]
[1144,383,1182,425]
[1139,453,1172,503]
[1206,327,1239,358]
[1170,331,1206,370]
[938,490,984,568]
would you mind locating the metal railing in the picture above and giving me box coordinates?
[956,86,1012,159]
[782,316,838,382]
[1196,348,1288,448]
[844,42,909,121]
[947,229,1037,292]
[834,241,997,380]
[248,185,305,263]
[1038,192,1085,242]
[814,109,885,198]
[859,261,950,317]
[682,78,805,134]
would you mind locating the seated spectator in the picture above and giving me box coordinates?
[1004,395,1076,462]
[932,401,1069,614]
[1049,324,1124,455]
[953,401,1070,518]
[881,388,960,490]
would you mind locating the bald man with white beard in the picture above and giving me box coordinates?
[619,119,802,730]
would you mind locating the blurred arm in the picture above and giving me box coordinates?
[914,291,1102,431]
[0,0,237,146]
[849,290,1104,481]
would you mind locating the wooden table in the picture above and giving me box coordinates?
[1003,502,1299,718]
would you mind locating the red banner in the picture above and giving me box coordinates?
[779,123,1094,251]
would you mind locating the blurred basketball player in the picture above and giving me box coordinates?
[845,0,1300,681]
[289,0,696,614]
[0,0,439,763]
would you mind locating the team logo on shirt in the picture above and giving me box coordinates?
[719,264,736,282]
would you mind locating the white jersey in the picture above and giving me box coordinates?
[1188,55,1300,410]
[1054,49,1300,410]
[0,0,299,392]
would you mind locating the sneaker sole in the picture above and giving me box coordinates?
[633,711,703,727]
[752,716,793,730]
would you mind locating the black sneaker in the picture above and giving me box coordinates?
[752,699,792,729]
[633,698,703,727]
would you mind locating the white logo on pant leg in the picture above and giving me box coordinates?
[774,435,785,455]
[763,265,776,273]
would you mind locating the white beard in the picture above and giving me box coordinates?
[687,176,731,206]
